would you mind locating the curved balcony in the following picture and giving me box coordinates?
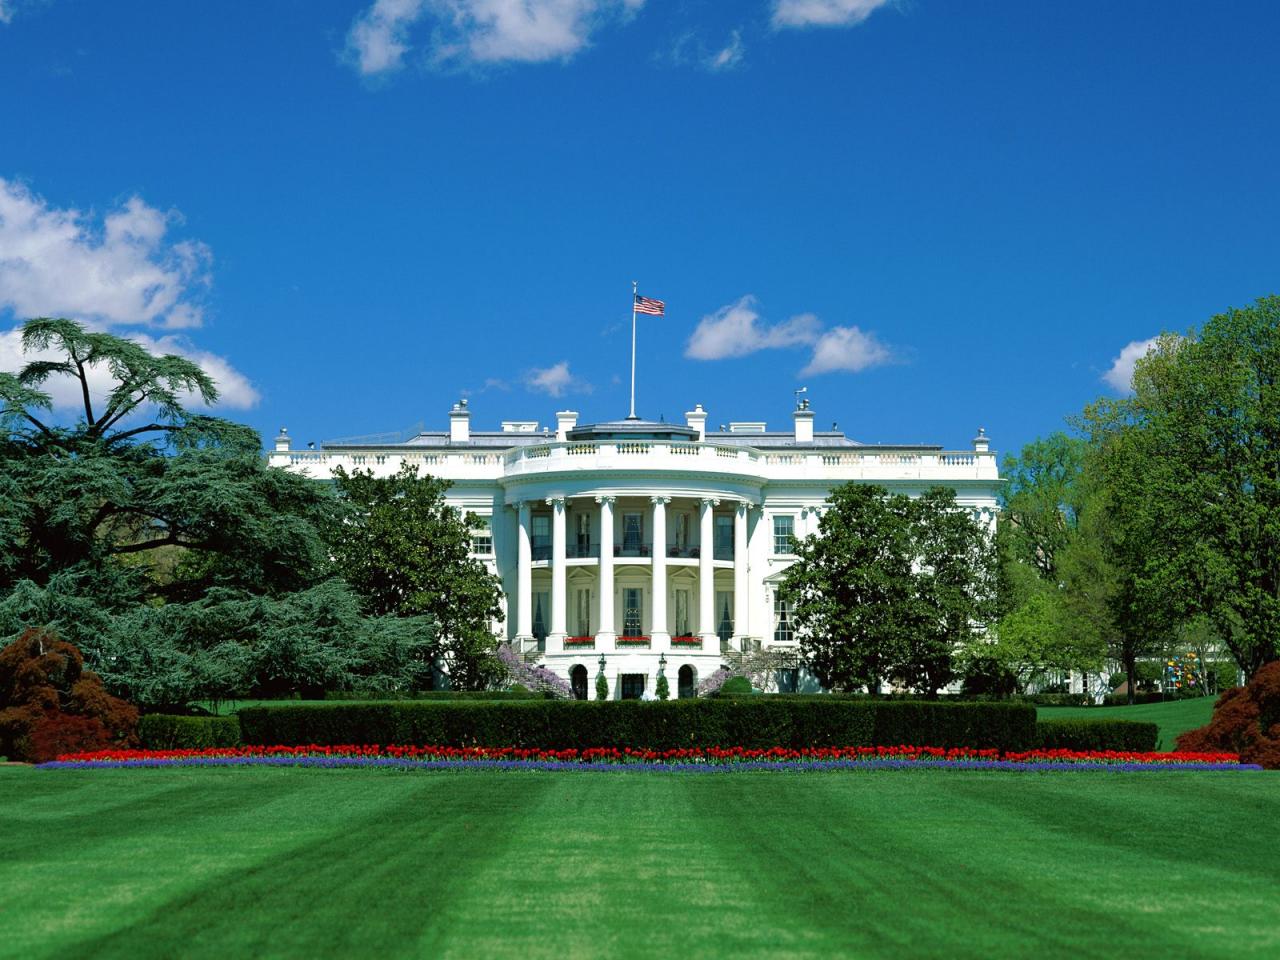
[503,440,765,481]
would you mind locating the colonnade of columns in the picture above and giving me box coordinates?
[512,494,752,653]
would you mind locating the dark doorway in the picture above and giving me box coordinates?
[570,664,588,701]
[678,665,696,699]
[621,673,646,700]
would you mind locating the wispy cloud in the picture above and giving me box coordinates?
[1102,336,1160,393]
[0,2,13,26]
[0,327,259,411]
[524,360,592,397]
[0,178,211,329]
[0,176,258,410]
[705,29,745,71]
[800,324,891,375]
[772,0,893,29]
[685,294,892,377]
[345,0,646,74]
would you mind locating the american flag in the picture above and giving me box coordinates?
[634,295,665,316]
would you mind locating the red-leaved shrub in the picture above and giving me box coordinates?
[1176,660,1280,769]
[0,627,139,762]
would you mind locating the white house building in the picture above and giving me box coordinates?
[270,401,1001,699]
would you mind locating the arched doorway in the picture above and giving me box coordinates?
[569,664,588,701]
[678,664,696,699]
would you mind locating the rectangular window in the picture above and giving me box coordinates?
[715,590,734,643]
[773,515,795,555]
[623,588,643,637]
[774,595,794,644]
[575,588,591,636]
[674,589,690,636]
[532,591,550,643]
[531,515,551,560]
[621,673,646,700]
[777,667,799,693]
[674,513,689,551]
[714,515,733,558]
[470,516,492,556]
[622,513,643,553]
[576,513,591,550]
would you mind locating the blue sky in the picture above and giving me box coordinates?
[1,0,1278,457]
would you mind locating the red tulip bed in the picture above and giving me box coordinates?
[37,744,1260,773]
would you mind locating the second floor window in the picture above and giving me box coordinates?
[531,515,550,559]
[470,516,492,556]
[622,514,643,552]
[773,515,795,555]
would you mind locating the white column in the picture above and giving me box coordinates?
[516,500,533,647]
[650,496,670,644]
[596,495,616,649]
[699,497,717,647]
[733,502,750,651]
[548,497,566,649]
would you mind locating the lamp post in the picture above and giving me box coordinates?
[596,653,608,701]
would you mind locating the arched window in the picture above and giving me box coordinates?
[569,664,588,701]
[678,665,696,699]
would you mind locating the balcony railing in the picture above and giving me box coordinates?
[568,543,597,558]
[615,542,652,558]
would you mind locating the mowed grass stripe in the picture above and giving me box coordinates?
[0,769,551,960]
[2,768,1278,959]
[418,772,797,959]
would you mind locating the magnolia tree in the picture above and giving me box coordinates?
[495,644,572,699]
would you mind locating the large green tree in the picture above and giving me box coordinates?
[778,484,994,695]
[1086,295,1280,678]
[0,318,332,603]
[327,463,504,689]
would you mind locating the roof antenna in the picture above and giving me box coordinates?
[794,386,809,410]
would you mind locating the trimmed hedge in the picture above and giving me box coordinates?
[139,715,242,750]
[237,699,1037,751]
[1035,718,1158,753]
[322,690,549,702]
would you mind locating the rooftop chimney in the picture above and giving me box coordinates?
[555,410,578,441]
[685,403,707,442]
[449,399,471,443]
[793,397,814,444]
[274,427,290,452]
[973,427,990,454]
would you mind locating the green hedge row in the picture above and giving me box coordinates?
[1035,718,1158,753]
[138,715,242,750]
[321,690,548,701]
[237,699,1038,751]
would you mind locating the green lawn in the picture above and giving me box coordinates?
[1038,696,1218,750]
[2,766,1277,959]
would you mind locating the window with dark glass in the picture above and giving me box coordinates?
[623,588,643,637]
[531,515,551,560]
[774,595,794,644]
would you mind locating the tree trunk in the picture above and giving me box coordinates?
[1125,651,1137,706]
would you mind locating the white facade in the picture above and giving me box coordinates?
[270,401,1001,699]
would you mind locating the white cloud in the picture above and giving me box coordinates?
[705,29,744,71]
[0,176,257,412]
[685,296,820,360]
[346,0,426,75]
[0,178,211,329]
[800,325,891,375]
[525,360,591,397]
[772,0,893,29]
[345,0,645,72]
[0,2,13,26]
[0,327,259,411]
[686,294,893,376]
[1102,336,1160,393]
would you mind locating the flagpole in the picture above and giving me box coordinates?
[628,280,638,419]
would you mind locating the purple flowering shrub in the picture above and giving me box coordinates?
[495,645,573,699]
[696,667,732,698]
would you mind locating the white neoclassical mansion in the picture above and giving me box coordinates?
[270,401,1001,699]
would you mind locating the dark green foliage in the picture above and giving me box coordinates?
[236,699,1037,751]
[92,580,435,708]
[780,484,995,695]
[138,714,241,750]
[595,671,609,701]
[1035,718,1158,752]
[322,689,547,701]
[1085,296,1280,677]
[718,676,752,695]
[326,463,503,689]
[654,671,670,700]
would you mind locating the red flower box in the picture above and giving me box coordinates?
[616,636,650,646]
[564,636,595,646]
[671,637,702,647]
